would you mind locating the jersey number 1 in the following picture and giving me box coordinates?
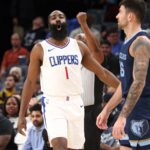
[65,66,69,79]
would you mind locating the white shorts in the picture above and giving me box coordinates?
[41,95,85,149]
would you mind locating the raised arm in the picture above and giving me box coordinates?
[76,12,104,63]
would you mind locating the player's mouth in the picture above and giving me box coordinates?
[57,24,62,31]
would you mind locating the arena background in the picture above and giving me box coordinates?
[0,0,149,64]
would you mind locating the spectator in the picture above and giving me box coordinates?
[0,33,30,77]
[23,16,47,51]
[26,97,40,117]
[12,17,24,39]
[100,24,108,41]
[106,26,123,57]
[22,103,50,150]
[3,95,21,150]
[9,66,24,93]
[3,95,20,125]
[9,66,22,83]
[101,40,120,76]
[0,75,17,111]
[10,0,35,29]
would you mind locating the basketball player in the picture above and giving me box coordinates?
[18,10,120,150]
[96,0,150,150]
[76,12,103,150]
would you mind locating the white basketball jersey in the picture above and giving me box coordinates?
[40,38,83,96]
[81,66,95,106]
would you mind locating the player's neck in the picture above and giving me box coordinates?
[124,23,142,40]
[48,37,69,46]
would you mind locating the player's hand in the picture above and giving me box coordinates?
[112,116,126,139]
[96,109,110,129]
[76,12,87,25]
[17,117,27,136]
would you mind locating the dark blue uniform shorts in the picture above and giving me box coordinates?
[120,117,150,150]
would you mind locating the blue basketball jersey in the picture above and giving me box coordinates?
[119,31,150,118]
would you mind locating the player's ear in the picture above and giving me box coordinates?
[128,12,135,22]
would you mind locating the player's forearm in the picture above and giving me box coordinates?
[104,83,122,112]
[82,24,104,63]
[103,69,120,89]
[95,67,120,89]
[80,22,99,52]
[80,23,94,42]
[120,80,145,118]
[19,80,35,117]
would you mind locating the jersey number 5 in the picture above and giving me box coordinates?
[120,62,125,77]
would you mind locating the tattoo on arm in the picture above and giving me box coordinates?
[120,38,150,118]
[131,37,150,56]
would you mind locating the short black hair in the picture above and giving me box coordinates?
[3,96,20,116]
[106,25,119,36]
[100,39,111,47]
[119,0,146,23]
[48,10,67,20]
[6,74,17,82]
[29,103,42,114]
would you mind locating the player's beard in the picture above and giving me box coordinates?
[49,22,67,41]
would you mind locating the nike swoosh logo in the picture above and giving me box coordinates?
[48,48,55,52]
